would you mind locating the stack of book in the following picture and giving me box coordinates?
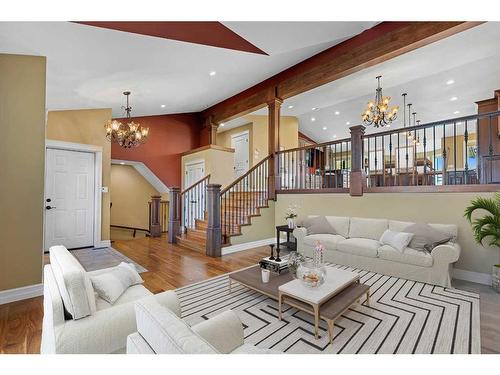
[259,257,288,274]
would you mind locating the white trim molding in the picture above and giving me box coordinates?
[222,237,275,255]
[45,140,103,251]
[453,268,491,286]
[96,240,111,249]
[0,283,43,305]
[112,159,169,194]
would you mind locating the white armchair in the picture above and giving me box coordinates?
[41,245,179,354]
[126,298,278,354]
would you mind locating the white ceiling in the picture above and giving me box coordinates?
[280,22,500,142]
[0,21,377,117]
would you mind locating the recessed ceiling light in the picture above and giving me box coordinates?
[161,104,166,108]
[332,134,337,138]
[322,126,327,130]
[334,111,340,115]
[454,110,460,114]
[312,107,318,111]
[346,121,350,125]
[446,79,455,85]
[287,105,294,109]
[209,71,216,76]
[450,96,458,101]
[220,123,225,127]
[311,117,316,122]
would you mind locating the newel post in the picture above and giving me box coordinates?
[349,125,366,196]
[206,184,222,257]
[168,187,181,243]
[149,195,162,237]
[268,97,283,200]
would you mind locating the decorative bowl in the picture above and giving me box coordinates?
[297,261,326,288]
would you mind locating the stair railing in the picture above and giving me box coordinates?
[220,155,271,243]
[181,174,211,232]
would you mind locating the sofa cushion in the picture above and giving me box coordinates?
[135,299,218,354]
[378,245,433,267]
[325,216,350,238]
[49,245,96,320]
[404,223,454,253]
[349,217,388,240]
[303,234,346,250]
[90,262,144,304]
[303,216,336,235]
[379,229,414,252]
[389,220,415,232]
[96,284,152,311]
[337,238,380,258]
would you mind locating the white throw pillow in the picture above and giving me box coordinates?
[90,262,144,304]
[379,229,414,253]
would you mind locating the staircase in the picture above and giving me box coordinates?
[175,156,271,252]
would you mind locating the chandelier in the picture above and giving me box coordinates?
[362,75,399,128]
[104,91,149,148]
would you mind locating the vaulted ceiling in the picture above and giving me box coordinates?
[0,21,377,117]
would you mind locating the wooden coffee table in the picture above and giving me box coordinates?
[228,265,370,344]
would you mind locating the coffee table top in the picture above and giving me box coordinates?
[278,268,359,305]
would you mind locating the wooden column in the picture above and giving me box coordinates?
[206,184,221,257]
[349,125,366,196]
[268,97,283,200]
[149,195,162,237]
[206,116,219,145]
[168,187,180,243]
[476,90,500,183]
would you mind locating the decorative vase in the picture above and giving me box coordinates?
[313,242,325,268]
[493,265,500,293]
[288,251,305,279]
[287,218,295,229]
[297,260,326,288]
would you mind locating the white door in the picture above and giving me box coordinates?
[231,132,249,178]
[44,148,95,251]
[184,161,205,228]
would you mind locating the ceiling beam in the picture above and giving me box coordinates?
[203,21,483,124]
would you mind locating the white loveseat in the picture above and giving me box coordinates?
[127,298,277,354]
[293,216,460,287]
[41,245,179,354]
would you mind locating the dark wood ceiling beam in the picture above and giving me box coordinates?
[204,21,482,124]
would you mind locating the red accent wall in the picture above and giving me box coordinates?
[111,114,202,187]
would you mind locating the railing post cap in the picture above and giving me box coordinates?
[169,186,181,192]
[349,125,366,134]
[207,183,222,189]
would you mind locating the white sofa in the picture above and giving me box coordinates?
[127,298,277,354]
[41,245,179,354]
[293,216,460,287]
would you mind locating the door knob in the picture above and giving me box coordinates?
[45,206,56,210]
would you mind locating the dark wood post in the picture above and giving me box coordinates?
[168,187,180,243]
[206,183,221,257]
[149,195,162,237]
[268,97,283,200]
[349,125,366,196]
[206,115,219,145]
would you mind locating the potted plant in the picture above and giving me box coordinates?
[464,192,500,293]
[284,204,299,229]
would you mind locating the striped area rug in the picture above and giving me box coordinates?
[176,263,481,354]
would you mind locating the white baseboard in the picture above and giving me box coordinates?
[453,268,491,285]
[96,240,111,249]
[222,237,275,255]
[0,283,43,305]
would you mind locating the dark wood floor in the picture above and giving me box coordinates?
[0,235,498,354]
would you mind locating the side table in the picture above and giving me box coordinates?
[276,224,297,251]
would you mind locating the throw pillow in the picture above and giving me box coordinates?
[379,229,414,252]
[90,262,144,304]
[404,223,453,253]
[303,216,336,235]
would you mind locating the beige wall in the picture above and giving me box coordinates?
[274,192,498,274]
[46,109,112,241]
[0,54,46,291]
[181,147,235,189]
[217,115,299,167]
[230,201,276,245]
[111,164,166,230]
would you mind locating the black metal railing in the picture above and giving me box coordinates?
[276,138,351,190]
[362,110,500,187]
[220,155,270,242]
[181,175,210,230]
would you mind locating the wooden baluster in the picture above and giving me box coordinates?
[168,187,180,243]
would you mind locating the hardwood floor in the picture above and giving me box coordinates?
[0,235,498,354]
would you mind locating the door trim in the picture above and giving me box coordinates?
[184,159,205,189]
[44,140,103,250]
